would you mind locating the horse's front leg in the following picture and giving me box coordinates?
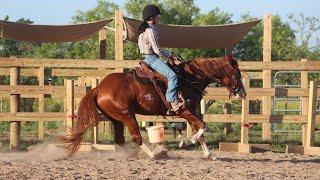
[178,109,214,158]
[179,109,205,143]
[198,136,214,159]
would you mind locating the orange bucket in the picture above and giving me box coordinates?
[146,125,165,143]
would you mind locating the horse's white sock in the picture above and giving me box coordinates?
[190,128,205,144]
[140,143,154,158]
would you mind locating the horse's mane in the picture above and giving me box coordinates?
[180,57,238,79]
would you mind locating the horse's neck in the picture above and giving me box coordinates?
[181,59,225,90]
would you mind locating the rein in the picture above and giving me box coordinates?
[177,55,240,99]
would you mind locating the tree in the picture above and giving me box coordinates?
[176,8,233,60]
[288,13,320,60]
[125,0,160,19]
[234,14,297,61]
[125,1,233,60]
[125,0,201,60]
[0,17,38,58]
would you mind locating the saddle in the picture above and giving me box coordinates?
[134,61,172,111]
[134,61,168,85]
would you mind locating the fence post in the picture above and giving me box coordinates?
[306,81,317,148]
[115,10,129,136]
[99,28,107,60]
[224,99,232,135]
[301,59,308,146]
[186,123,193,138]
[115,10,124,72]
[10,67,20,151]
[38,66,45,140]
[64,78,67,112]
[262,14,272,141]
[224,46,233,134]
[99,27,113,138]
[66,80,74,132]
[241,73,249,144]
[91,78,99,144]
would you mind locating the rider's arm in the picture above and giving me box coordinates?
[146,28,171,59]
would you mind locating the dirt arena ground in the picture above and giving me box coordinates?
[1,144,320,179]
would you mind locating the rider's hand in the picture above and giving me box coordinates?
[168,56,175,66]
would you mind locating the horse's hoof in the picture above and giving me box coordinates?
[211,156,218,161]
[190,138,197,144]
[179,139,190,149]
[202,151,214,159]
[179,139,187,149]
[153,150,168,159]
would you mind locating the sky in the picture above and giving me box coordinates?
[1,0,319,45]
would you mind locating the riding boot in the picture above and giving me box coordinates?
[170,100,185,112]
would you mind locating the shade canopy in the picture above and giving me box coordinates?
[0,19,113,43]
[124,17,260,49]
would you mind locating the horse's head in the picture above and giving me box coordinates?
[218,56,247,99]
[181,57,247,99]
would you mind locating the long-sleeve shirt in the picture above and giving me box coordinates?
[138,23,171,59]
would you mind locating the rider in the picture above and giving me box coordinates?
[138,4,184,112]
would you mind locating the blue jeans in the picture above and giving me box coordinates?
[143,55,178,102]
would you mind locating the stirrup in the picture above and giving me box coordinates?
[166,110,176,116]
[172,102,184,112]
[166,102,183,115]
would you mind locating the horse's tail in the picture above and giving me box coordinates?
[59,88,99,157]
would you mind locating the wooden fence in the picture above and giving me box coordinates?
[0,11,319,152]
[0,58,319,151]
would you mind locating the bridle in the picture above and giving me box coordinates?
[175,55,243,98]
[228,69,243,98]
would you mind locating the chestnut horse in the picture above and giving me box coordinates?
[60,56,246,158]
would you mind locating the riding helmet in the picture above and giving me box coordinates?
[142,5,161,20]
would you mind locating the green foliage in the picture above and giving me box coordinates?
[0,76,10,85]
[44,98,64,112]
[0,122,9,133]
[0,18,38,58]
[72,0,118,23]
[234,14,297,61]
[0,0,320,151]
[69,0,119,60]
[125,0,161,19]
[172,8,233,59]
[288,13,320,59]
[1,0,319,62]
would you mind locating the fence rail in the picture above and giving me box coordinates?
[1,57,320,70]
[0,11,319,152]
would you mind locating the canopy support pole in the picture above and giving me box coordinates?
[0,25,3,38]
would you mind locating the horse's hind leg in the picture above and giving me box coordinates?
[173,127,177,138]
[99,111,125,146]
[111,120,125,145]
[119,115,155,158]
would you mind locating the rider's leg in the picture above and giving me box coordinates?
[143,55,183,111]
